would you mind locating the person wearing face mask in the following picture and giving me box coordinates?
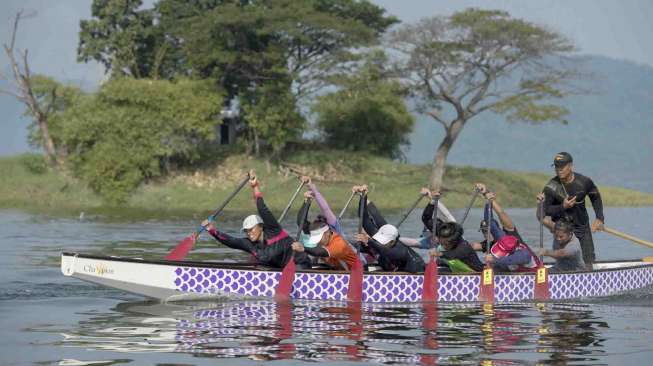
[542,152,604,269]
[291,217,359,271]
[203,170,312,269]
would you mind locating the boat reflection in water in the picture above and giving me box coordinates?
[58,299,610,364]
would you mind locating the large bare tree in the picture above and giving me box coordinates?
[388,9,581,189]
[1,10,62,166]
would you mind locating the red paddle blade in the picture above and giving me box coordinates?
[274,300,296,359]
[275,257,296,301]
[478,266,495,303]
[422,257,439,302]
[534,266,550,300]
[345,302,363,359]
[347,257,364,302]
[165,235,196,261]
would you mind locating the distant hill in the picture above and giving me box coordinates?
[404,55,653,193]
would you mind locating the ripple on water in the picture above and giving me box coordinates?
[3,208,653,365]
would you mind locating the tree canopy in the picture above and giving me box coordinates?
[388,8,580,189]
[77,0,398,159]
[313,52,414,159]
[55,78,224,203]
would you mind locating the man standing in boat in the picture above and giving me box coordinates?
[542,152,604,269]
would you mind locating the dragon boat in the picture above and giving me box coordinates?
[61,252,653,303]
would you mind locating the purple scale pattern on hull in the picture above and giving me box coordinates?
[494,274,534,302]
[173,264,653,303]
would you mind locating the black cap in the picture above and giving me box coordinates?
[552,152,573,167]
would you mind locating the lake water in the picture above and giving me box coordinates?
[1,206,653,365]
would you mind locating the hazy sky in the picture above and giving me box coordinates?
[375,0,653,67]
[1,0,653,155]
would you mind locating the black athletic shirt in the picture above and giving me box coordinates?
[366,239,425,273]
[543,172,604,231]
[421,201,444,233]
[440,240,484,272]
[358,195,425,273]
[209,195,312,269]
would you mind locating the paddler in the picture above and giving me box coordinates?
[353,185,425,273]
[290,177,359,271]
[538,220,585,272]
[203,170,312,269]
[291,217,359,271]
[429,222,484,272]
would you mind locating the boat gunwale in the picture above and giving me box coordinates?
[61,252,653,276]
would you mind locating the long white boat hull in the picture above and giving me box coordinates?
[61,252,653,303]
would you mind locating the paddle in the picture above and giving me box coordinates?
[396,194,426,228]
[337,191,357,220]
[478,197,495,302]
[534,200,550,300]
[459,188,480,225]
[275,178,307,301]
[274,199,311,301]
[602,227,653,249]
[277,179,306,223]
[422,196,439,302]
[165,174,250,261]
[538,200,545,262]
[347,192,365,302]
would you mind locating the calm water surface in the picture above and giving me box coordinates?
[1,206,653,365]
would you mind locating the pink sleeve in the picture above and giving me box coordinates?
[309,183,337,227]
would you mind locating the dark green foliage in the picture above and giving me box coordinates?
[78,0,162,78]
[241,81,305,157]
[57,78,223,203]
[313,52,414,158]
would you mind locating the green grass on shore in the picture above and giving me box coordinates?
[1,152,652,219]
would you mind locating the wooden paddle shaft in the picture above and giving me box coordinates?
[538,201,544,262]
[485,198,492,245]
[211,174,251,218]
[603,227,653,249]
[338,191,356,220]
[432,198,439,238]
[459,190,480,225]
[396,194,424,228]
[278,181,306,223]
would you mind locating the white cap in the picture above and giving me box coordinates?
[242,215,263,231]
[372,224,399,245]
[305,225,329,246]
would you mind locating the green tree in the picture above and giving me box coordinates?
[163,0,398,99]
[76,0,398,158]
[242,81,305,158]
[313,52,414,158]
[388,9,580,189]
[58,78,223,203]
[78,0,163,78]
